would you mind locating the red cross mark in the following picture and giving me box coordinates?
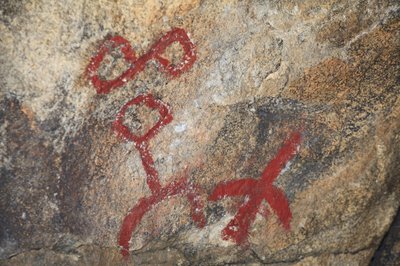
[209,131,302,245]
[86,28,196,94]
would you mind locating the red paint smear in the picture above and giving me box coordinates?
[86,28,196,94]
[113,94,206,257]
[209,131,302,245]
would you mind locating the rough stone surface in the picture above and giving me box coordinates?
[1,0,399,265]
[370,210,400,265]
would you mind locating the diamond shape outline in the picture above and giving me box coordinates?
[113,94,173,144]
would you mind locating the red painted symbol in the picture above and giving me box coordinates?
[85,28,204,257]
[209,131,301,245]
[86,28,196,94]
[86,27,301,257]
[113,94,206,257]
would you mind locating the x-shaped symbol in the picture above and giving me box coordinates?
[209,131,301,245]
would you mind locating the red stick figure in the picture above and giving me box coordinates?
[209,131,302,245]
[85,28,204,257]
[113,94,206,257]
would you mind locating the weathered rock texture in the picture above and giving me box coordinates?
[1,0,399,265]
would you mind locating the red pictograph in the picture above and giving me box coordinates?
[85,27,301,258]
[209,131,301,245]
[86,28,196,94]
[86,28,205,257]
[113,94,172,193]
[113,94,205,257]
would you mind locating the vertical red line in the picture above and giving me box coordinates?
[136,142,162,193]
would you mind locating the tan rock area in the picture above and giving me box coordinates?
[1,0,399,265]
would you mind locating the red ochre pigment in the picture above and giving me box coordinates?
[86,28,205,257]
[113,94,173,193]
[86,28,196,94]
[85,27,301,258]
[209,131,301,245]
[113,94,206,257]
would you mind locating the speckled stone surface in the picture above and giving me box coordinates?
[1,0,399,265]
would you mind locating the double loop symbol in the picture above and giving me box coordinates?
[86,28,196,94]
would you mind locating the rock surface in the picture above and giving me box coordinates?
[1,0,399,265]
